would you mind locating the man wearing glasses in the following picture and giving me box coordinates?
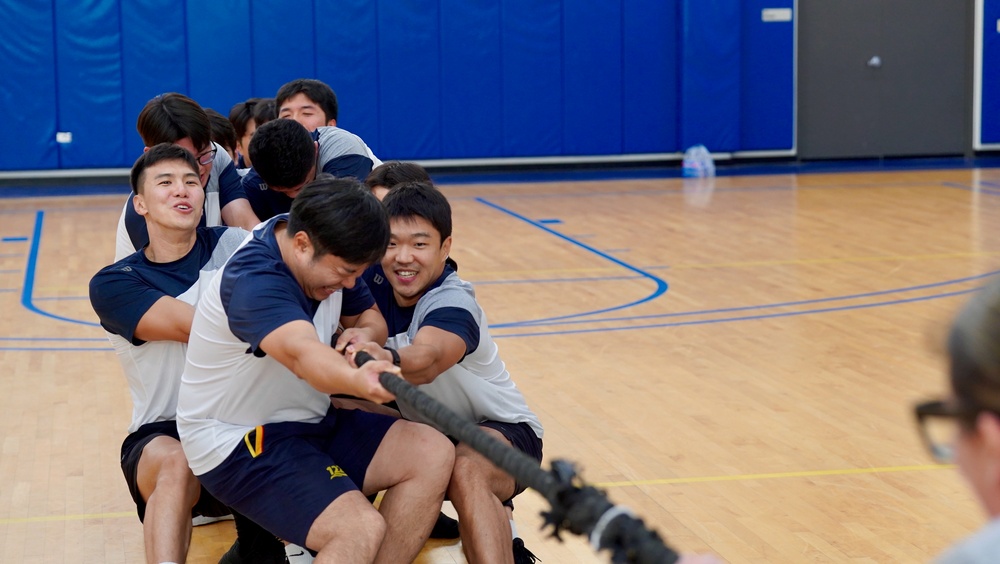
[114,93,261,261]
[914,277,1000,563]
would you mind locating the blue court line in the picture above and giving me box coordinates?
[496,269,1000,329]
[21,210,100,327]
[494,287,981,339]
[476,198,669,327]
[0,337,106,342]
[2,236,28,242]
[538,218,562,224]
[0,346,111,352]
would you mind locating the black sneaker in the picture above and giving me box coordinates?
[512,537,540,564]
[429,512,460,539]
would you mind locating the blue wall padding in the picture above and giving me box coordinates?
[0,2,59,170]
[378,0,441,159]
[120,0,188,159]
[440,1,504,159]
[680,0,741,152]
[623,0,680,154]
[563,0,623,155]
[188,0,253,120]
[0,0,806,170]
[741,0,795,151]
[501,0,563,157]
[251,0,317,99]
[982,0,1000,144]
[315,0,380,152]
[53,0,126,168]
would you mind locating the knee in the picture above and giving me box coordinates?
[411,423,456,476]
[155,452,200,501]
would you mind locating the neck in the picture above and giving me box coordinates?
[143,224,199,263]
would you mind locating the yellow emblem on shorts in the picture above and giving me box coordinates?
[243,426,264,458]
[327,465,347,479]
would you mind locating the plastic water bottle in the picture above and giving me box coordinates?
[681,144,715,178]
[681,144,716,207]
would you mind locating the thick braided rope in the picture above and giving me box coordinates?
[354,351,679,564]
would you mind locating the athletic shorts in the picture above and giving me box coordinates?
[478,420,543,502]
[196,406,397,548]
[120,420,230,522]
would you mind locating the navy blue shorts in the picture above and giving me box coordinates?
[478,420,543,502]
[197,407,398,547]
[120,420,229,522]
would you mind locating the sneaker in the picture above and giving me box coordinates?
[429,512,460,539]
[284,543,314,563]
[512,537,539,564]
[193,513,235,526]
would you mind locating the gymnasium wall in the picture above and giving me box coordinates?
[0,0,803,171]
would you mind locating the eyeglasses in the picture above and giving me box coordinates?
[913,400,979,463]
[195,146,217,166]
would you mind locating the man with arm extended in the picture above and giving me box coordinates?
[176,178,454,562]
[350,181,544,564]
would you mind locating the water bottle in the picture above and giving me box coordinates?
[681,144,715,178]
[681,144,716,207]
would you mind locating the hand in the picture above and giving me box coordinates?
[352,358,400,404]
[334,326,380,353]
[345,341,392,368]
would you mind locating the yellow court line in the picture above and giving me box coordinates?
[0,511,134,525]
[594,463,953,488]
[0,465,954,524]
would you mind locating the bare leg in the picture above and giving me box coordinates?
[305,491,385,563]
[136,436,201,564]
[363,420,455,563]
[448,428,518,564]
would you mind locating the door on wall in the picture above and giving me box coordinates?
[797,0,970,159]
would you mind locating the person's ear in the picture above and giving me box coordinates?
[293,230,313,258]
[976,411,1000,454]
[143,146,150,153]
[441,235,453,257]
[132,193,148,217]
[327,118,337,127]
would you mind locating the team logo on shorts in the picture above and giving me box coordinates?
[327,465,347,479]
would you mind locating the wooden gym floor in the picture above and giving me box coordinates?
[0,166,996,563]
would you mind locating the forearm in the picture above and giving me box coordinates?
[350,307,388,345]
[288,340,358,395]
[396,343,450,385]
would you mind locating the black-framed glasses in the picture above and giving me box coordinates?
[913,400,978,463]
[195,147,217,166]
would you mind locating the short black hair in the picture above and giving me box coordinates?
[228,97,264,138]
[287,177,389,266]
[205,108,237,154]
[276,78,338,122]
[253,98,277,125]
[381,181,452,242]
[365,161,432,191]
[130,143,199,195]
[136,93,211,151]
[248,119,316,189]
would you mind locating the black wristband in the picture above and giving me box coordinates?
[384,346,401,367]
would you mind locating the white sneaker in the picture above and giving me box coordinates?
[285,543,314,563]
[191,514,235,527]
